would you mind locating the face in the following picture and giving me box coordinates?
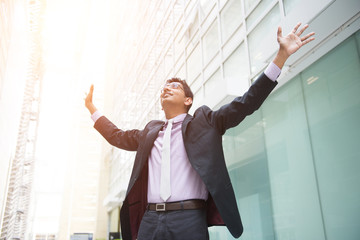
[160,82,192,111]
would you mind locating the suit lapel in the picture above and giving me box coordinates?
[126,122,164,196]
[182,114,192,136]
[143,123,164,158]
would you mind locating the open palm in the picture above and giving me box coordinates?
[84,84,97,114]
[85,84,94,108]
[277,23,315,57]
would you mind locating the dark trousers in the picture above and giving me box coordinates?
[137,208,209,240]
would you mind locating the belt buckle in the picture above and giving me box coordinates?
[155,203,166,211]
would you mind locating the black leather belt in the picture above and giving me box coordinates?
[147,199,206,212]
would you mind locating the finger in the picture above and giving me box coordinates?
[277,26,283,39]
[90,84,94,93]
[292,22,302,34]
[302,37,315,45]
[301,32,315,41]
[297,24,309,36]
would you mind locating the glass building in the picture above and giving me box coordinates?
[217,29,360,240]
[102,0,360,239]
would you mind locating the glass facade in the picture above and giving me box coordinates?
[105,0,360,238]
[209,31,360,240]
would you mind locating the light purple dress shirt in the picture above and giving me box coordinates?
[91,62,281,203]
[147,113,208,203]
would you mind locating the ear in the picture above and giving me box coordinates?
[184,97,192,107]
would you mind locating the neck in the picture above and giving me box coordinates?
[164,110,187,120]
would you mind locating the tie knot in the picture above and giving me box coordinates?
[166,119,173,128]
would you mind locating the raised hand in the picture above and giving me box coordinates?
[274,23,315,69]
[278,23,315,57]
[84,84,97,114]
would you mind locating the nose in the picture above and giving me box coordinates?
[162,84,172,93]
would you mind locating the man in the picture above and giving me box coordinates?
[85,23,315,240]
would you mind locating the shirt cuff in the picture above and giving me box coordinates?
[91,110,103,123]
[264,62,281,81]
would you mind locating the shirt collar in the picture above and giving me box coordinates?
[165,113,187,124]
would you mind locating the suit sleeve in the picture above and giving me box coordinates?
[207,73,278,134]
[94,116,142,151]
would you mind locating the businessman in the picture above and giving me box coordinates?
[85,23,315,240]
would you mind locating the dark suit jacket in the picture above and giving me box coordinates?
[94,73,277,240]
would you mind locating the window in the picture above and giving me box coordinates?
[246,0,273,28]
[301,33,360,240]
[204,67,221,95]
[210,30,360,240]
[202,19,220,65]
[200,0,215,20]
[248,4,280,75]
[223,43,249,93]
[186,43,202,84]
[283,0,301,15]
[244,0,260,14]
[221,0,243,42]
[174,32,186,61]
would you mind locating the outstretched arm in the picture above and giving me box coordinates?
[209,23,315,133]
[273,22,315,69]
[84,84,141,150]
[85,84,98,115]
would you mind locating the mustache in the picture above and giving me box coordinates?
[161,89,173,97]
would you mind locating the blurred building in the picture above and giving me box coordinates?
[1,0,109,239]
[0,0,18,227]
[101,0,360,239]
[31,0,109,239]
[0,0,43,239]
